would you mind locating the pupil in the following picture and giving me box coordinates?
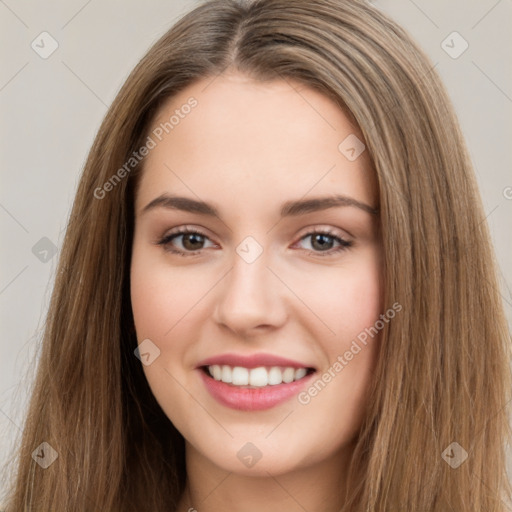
[184,233,203,250]
[313,234,332,251]
[181,233,334,252]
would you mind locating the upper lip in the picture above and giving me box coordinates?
[196,353,316,370]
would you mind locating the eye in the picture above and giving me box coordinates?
[295,229,352,257]
[156,227,352,257]
[156,227,215,256]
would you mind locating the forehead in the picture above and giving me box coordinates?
[135,72,377,216]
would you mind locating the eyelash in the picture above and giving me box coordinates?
[156,227,353,258]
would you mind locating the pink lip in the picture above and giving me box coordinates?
[198,370,316,411]
[196,352,314,370]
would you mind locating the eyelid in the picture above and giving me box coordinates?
[295,224,352,242]
[156,224,353,257]
[158,224,351,242]
[155,225,217,252]
[156,224,215,243]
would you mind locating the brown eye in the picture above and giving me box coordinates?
[296,230,352,257]
[157,228,214,256]
[310,233,335,251]
[180,232,206,251]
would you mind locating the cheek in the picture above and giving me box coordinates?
[129,249,199,426]
[307,249,382,416]
[339,265,382,335]
[130,273,180,338]
[130,246,206,340]
[313,250,383,342]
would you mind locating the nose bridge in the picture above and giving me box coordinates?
[228,241,273,309]
[213,236,285,333]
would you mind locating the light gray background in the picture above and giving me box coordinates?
[1,0,511,501]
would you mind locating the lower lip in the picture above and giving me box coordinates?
[198,369,315,411]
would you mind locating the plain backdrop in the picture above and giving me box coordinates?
[1,0,511,500]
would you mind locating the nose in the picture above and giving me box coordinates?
[212,247,287,338]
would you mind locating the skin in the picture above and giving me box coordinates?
[130,71,383,512]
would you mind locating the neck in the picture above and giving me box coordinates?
[176,441,355,512]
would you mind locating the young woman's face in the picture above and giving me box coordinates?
[131,72,383,476]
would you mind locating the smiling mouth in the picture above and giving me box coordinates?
[201,365,316,388]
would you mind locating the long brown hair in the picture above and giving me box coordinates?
[4,0,511,510]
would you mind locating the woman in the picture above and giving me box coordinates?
[4,0,511,510]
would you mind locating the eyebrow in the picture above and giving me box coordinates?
[140,194,378,218]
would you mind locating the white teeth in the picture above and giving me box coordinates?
[211,365,222,380]
[206,364,311,387]
[231,366,249,385]
[249,367,268,387]
[282,367,295,383]
[221,365,232,383]
[294,368,307,380]
[268,367,283,385]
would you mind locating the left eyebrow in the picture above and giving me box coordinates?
[281,195,378,216]
[139,193,379,219]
